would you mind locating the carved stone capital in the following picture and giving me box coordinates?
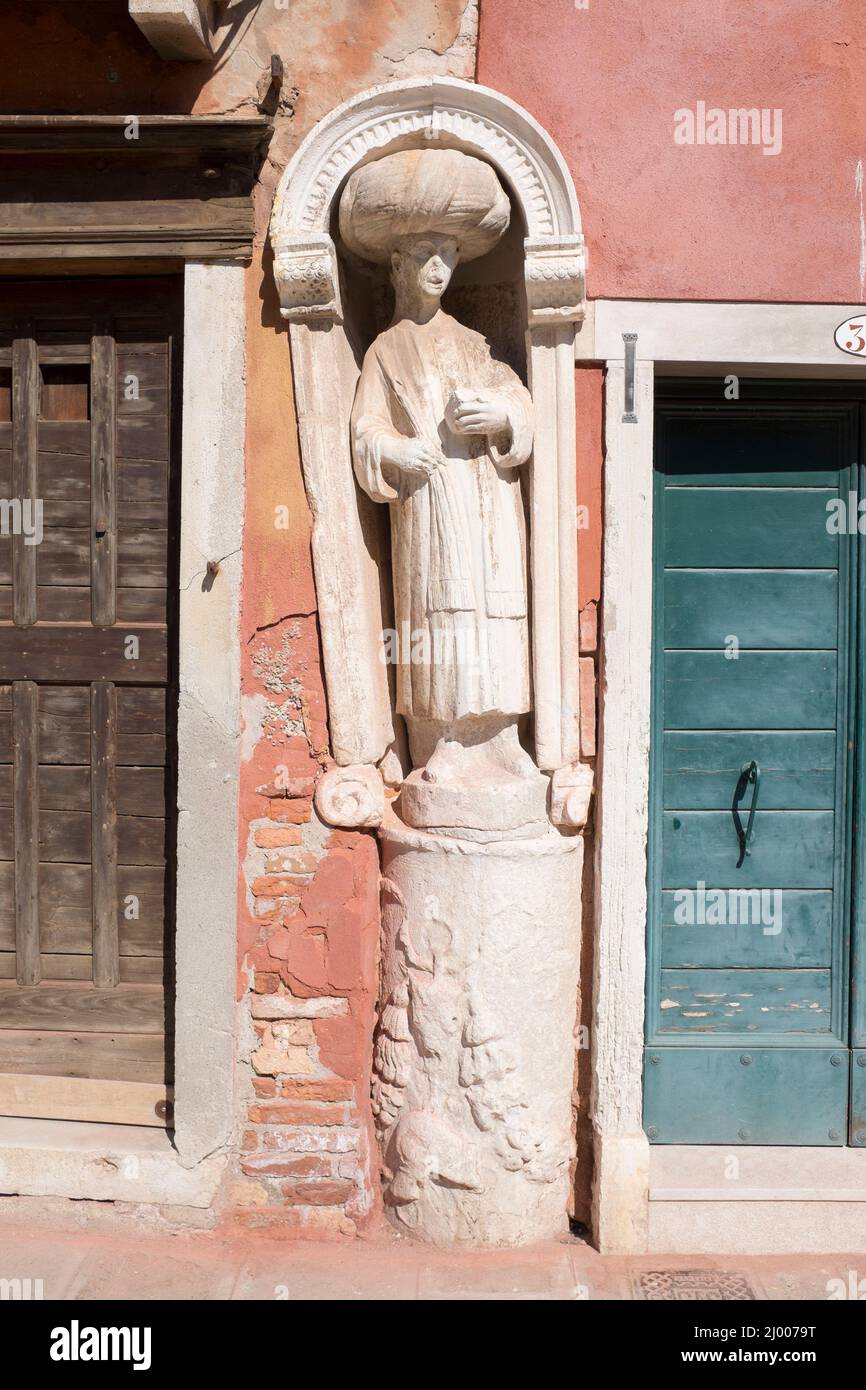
[549,762,594,830]
[524,236,587,328]
[315,763,385,828]
[273,234,342,323]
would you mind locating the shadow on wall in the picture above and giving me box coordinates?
[0,0,232,114]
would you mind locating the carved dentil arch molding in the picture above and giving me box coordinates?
[270,77,587,778]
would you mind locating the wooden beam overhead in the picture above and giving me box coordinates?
[0,116,271,264]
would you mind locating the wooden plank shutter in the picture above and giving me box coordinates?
[644,397,856,1146]
[0,278,179,1126]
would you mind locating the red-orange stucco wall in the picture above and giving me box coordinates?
[478,0,865,303]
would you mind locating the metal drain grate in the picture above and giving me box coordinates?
[634,1270,757,1301]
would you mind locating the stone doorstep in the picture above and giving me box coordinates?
[0,1116,225,1209]
[648,1145,866,1254]
[650,1144,866,1201]
[648,1202,866,1257]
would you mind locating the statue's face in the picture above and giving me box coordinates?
[392,234,458,300]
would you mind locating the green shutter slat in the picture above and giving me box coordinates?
[663,731,836,810]
[663,570,837,650]
[661,811,835,889]
[664,651,837,729]
[664,488,838,568]
[656,968,833,1035]
[660,889,832,969]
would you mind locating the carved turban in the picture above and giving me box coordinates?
[339,148,511,264]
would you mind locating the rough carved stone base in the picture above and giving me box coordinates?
[373,816,582,1247]
[398,765,549,839]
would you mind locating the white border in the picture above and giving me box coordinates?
[578,299,866,365]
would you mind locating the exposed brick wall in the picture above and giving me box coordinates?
[230,606,381,1237]
[232,802,381,1236]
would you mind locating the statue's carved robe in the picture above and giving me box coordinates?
[351,313,533,722]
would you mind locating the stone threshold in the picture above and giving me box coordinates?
[0,1116,224,1209]
[649,1146,866,1253]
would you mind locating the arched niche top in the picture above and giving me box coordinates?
[270,76,587,327]
[269,76,585,775]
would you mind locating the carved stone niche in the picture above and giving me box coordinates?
[270,78,591,1248]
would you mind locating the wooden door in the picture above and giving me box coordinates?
[0,279,179,1127]
[645,392,857,1144]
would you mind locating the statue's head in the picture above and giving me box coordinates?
[390,233,458,304]
[339,147,510,272]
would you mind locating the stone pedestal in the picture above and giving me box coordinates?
[373,815,583,1247]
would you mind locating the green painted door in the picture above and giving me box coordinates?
[645,388,864,1145]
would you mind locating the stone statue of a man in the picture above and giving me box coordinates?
[341,148,536,789]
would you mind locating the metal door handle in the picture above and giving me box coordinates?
[732,760,760,865]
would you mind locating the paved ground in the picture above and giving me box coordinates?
[0,1215,861,1300]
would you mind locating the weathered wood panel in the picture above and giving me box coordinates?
[0,981,165,1032]
[0,764,166,815]
[0,863,166,954]
[0,626,167,683]
[11,331,37,626]
[0,1072,170,1126]
[12,680,39,984]
[660,888,833,969]
[0,279,178,1116]
[0,1028,168,1083]
[90,322,116,626]
[0,953,162,983]
[91,681,118,988]
[661,810,835,888]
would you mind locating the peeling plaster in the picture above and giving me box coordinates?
[241,693,269,763]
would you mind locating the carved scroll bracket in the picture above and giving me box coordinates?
[315,763,385,828]
[273,234,343,323]
[524,235,587,328]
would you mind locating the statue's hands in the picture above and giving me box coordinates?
[448,391,510,438]
[384,437,443,479]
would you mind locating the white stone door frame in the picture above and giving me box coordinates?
[0,261,245,1208]
[588,300,866,1253]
